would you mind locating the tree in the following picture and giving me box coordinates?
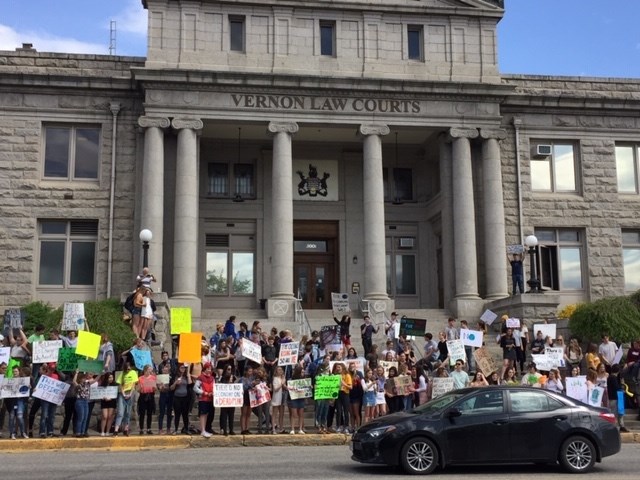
[569,295,640,343]
[206,268,227,294]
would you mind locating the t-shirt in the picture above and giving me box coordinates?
[510,260,523,276]
[450,370,469,390]
[116,370,139,394]
[599,341,617,364]
[423,340,439,361]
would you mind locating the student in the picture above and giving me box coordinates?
[218,364,238,436]
[193,362,215,438]
[137,364,157,435]
[286,365,307,435]
[100,372,118,436]
[170,363,192,435]
[72,370,98,437]
[114,362,138,436]
[270,366,286,435]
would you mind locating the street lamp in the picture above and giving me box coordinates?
[139,229,153,269]
[524,234,541,293]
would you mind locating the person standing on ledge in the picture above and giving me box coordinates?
[509,253,525,295]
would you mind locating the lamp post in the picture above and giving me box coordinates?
[524,234,541,293]
[139,229,153,269]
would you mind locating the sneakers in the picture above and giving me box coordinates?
[22,433,29,439]
[289,430,295,435]
[620,427,630,433]
[10,434,16,440]
[298,430,305,435]
[147,429,153,435]
[201,431,212,438]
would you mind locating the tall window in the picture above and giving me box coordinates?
[38,220,97,288]
[229,16,245,52]
[407,25,424,61]
[530,142,577,192]
[320,21,336,56]
[43,125,100,180]
[205,234,255,296]
[384,168,414,203]
[622,230,640,291]
[535,228,584,291]
[386,235,417,296]
[615,144,639,193]
[207,162,254,199]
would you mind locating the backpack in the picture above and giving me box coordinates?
[123,292,135,313]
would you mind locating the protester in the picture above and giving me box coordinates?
[114,362,138,437]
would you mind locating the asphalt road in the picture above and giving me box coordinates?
[1,444,639,479]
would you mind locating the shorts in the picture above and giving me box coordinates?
[198,401,213,416]
[287,398,305,409]
[363,391,376,407]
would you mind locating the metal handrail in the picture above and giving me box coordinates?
[294,290,312,337]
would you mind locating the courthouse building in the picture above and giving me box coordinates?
[1,0,640,321]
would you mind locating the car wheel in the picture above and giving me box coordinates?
[559,435,596,473]
[400,437,438,475]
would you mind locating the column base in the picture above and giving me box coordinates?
[267,298,296,319]
[169,295,201,319]
[484,293,510,301]
[448,297,485,319]
[363,295,394,320]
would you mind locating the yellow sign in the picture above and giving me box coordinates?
[76,331,101,359]
[178,332,202,364]
[170,307,192,335]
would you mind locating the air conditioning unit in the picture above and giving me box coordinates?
[534,144,553,157]
[399,237,415,248]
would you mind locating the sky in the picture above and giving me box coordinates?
[1,0,640,78]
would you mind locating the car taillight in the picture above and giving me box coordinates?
[599,412,616,424]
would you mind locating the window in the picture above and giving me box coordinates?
[207,162,254,199]
[407,25,424,61]
[615,144,639,193]
[386,234,417,296]
[205,234,255,296]
[43,125,100,180]
[535,228,584,291]
[509,390,564,413]
[229,16,245,52]
[622,230,640,291]
[320,21,336,56]
[383,168,414,203]
[38,220,97,287]
[530,142,577,192]
[456,390,504,415]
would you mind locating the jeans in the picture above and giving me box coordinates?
[315,400,329,427]
[115,394,133,430]
[8,398,26,436]
[512,274,524,294]
[158,392,173,431]
[39,400,57,436]
[254,402,270,431]
[74,398,89,435]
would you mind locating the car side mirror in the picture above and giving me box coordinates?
[446,408,462,418]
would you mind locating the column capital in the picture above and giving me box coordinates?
[448,127,479,139]
[479,128,507,140]
[138,116,170,129]
[268,121,299,134]
[171,118,203,131]
[359,124,390,137]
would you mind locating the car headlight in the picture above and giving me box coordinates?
[367,425,396,438]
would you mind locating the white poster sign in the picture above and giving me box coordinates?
[278,342,300,366]
[89,385,118,400]
[249,382,271,408]
[613,347,624,365]
[292,160,338,202]
[531,354,555,372]
[565,376,588,404]
[588,386,605,407]
[241,339,263,364]
[533,323,556,341]
[506,318,521,328]
[0,346,10,365]
[447,339,466,366]
[545,347,565,368]
[460,329,483,348]
[287,378,313,399]
[214,383,244,407]
[331,293,351,314]
[0,377,31,398]
[431,377,455,398]
[32,340,63,364]
[379,361,398,377]
[33,375,70,406]
[480,310,498,325]
[62,303,86,331]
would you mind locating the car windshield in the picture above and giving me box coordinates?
[411,391,466,414]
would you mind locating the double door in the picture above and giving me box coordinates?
[295,262,333,310]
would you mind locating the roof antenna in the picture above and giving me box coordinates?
[109,20,117,55]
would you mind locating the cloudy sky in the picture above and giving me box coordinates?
[2,0,640,78]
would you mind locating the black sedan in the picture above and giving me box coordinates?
[351,386,621,474]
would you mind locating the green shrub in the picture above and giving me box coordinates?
[569,296,640,343]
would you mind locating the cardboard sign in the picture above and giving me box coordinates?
[379,360,398,377]
[331,293,351,314]
[533,323,556,341]
[473,347,498,377]
[77,359,104,374]
[57,348,81,372]
[399,317,427,337]
[393,375,413,396]
[480,309,498,325]
[32,340,63,364]
[89,385,118,400]
[447,339,466,366]
[0,377,31,398]
[431,377,455,398]
[460,328,483,348]
[170,307,192,335]
[241,339,263,364]
[278,342,299,366]
[61,302,86,331]
[506,318,521,329]
[314,374,340,400]
[214,383,244,407]
[33,375,70,406]
[287,378,313,400]
[3,308,23,330]
[178,333,202,364]
[76,331,101,359]
[131,349,153,371]
[249,382,271,408]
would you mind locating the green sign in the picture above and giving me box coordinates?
[314,374,340,400]
[77,359,104,374]
[57,348,81,372]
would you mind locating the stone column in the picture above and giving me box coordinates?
[359,124,390,300]
[449,127,480,299]
[171,118,203,298]
[480,129,509,299]
[268,121,298,299]
[438,133,455,306]
[138,116,170,292]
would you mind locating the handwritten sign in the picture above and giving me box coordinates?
[566,376,588,404]
[506,318,521,329]
[249,382,271,408]
[178,333,202,364]
[3,308,23,330]
[77,359,104,374]
[399,318,427,337]
[588,386,605,407]
[314,375,340,400]
[33,375,70,406]
[0,377,31,398]
[156,374,170,385]
[278,342,299,366]
[533,323,556,341]
[32,340,63,364]
[76,331,101,359]
[131,349,153,371]
[89,385,118,400]
[379,360,398,377]
[241,339,262,364]
[531,354,555,372]
[287,378,313,399]
[170,307,192,335]
[431,377,455,398]
[507,244,525,254]
[57,348,81,372]
[331,293,351,314]
[545,347,565,368]
[62,302,86,331]
[480,309,498,325]
[214,383,243,407]
[460,329,483,348]
[0,346,10,366]
[473,347,498,377]
[320,325,341,348]
[393,375,413,396]
[447,339,466,366]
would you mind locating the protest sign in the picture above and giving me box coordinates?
[480,309,498,325]
[178,333,202,364]
[314,375,340,400]
[431,377,455,398]
[460,328,483,348]
[76,331,101,359]
[156,374,170,385]
[57,348,81,372]
[32,340,63,364]
[588,386,605,407]
[0,346,10,366]
[214,383,244,407]
[131,349,153,371]
[0,377,31,398]
[249,382,271,408]
[545,347,565,368]
[278,342,300,366]
[170,307,192,335]
[507,244,525,254]
[531,354,555,372]
[393,375,413,396]
[613,347,624,365]
[331,293,351,314]
[241,339,262,364]
[33,375,70,406]
[379,360,398,377]
[3,308,23,331]
[473,347,498,377]
[506,318,521,329]
[77,359,104,374]
[533,323,556,341]
[447,339,466,366]
[320,325,341,349]
[61,302,86,331]
[89,385,118,401]
[399,317,427,337]
[287,378,313,400]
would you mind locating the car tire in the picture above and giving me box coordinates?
[559,435,596,473]
[400,437,438,475]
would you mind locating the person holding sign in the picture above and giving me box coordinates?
[509,253,525,295]
[332,363,351,433]
[100,372,118,436]
[72,370,99,437]
[5,366,30,439]
[218,364,239,436]
[334,314,352,347]
[170,363,192,435]
[286,365,307,434]
[38,363,61,438]
[193,362,215,438]
[137,365,158,435]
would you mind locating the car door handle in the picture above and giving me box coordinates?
[492,420,508,425]
[553,415,568,421]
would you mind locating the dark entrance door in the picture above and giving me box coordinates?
[294,262,333,309]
